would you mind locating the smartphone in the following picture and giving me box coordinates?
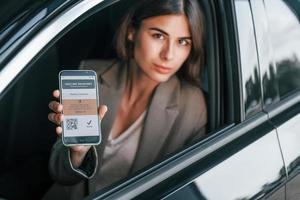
[59,70,101,146]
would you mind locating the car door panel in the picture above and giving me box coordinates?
[94,113,286,200]
[160,126,285,200]
[267,98,300,200]
[0,0,297,199]
[102,1,287,199]
[192,130,284,200]
[256,0,300,199]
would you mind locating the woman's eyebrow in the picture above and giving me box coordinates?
[149,27,191,39]
[149,27,169,35]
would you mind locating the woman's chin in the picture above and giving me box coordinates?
[149,73,173,83]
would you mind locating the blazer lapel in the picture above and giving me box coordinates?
[99,61,126,145]
[130,76,180,173]
[89,60,127,193]
[97,60,128,157]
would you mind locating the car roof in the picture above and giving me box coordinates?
[0,0,44,30]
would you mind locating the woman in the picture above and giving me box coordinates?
[47,0,207,199]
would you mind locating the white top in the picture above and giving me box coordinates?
[95,110,147,190]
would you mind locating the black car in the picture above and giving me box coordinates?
[1,0,300,199]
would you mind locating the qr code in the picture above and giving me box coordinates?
[66,118,78,130]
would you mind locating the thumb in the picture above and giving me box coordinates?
[99,105,108,120]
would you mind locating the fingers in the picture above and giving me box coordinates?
[48,112,63,125]
[51,90,62,137]
[53,90,60,99]
[99,105,108,120]
[48,101,63,113]
[56,126,62,136]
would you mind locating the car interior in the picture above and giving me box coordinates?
[0,0,222,199]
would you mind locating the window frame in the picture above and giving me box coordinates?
[85,0,248,198]
[0,0,241,199]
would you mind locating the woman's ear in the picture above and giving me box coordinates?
[127,27,135,41]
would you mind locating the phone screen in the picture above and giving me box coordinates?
[59,70,101,145]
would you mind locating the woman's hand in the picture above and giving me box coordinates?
[48,89,108,167]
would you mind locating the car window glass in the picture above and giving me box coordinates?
[250,0,280,107]
[264,0,300,98]
[235,0,262,118]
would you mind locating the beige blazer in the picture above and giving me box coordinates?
[46,60,207,200]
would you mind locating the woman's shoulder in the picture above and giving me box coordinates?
[177,80,207,123]
[179,81,206,108]
[78,59,120,74]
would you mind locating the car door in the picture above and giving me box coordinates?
[86,0,287,199]
[0,0,288,200]
[252,0,300,200]
[0,0,218,199]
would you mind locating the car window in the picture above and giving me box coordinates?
[0,1,120,199]
[54,0,215,193]
[250,0,280,108]
[264,0,300,99]
[234,0,262,119]
[0,0,223,199]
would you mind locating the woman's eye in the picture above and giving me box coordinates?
[178,39,190,46]
[152,33,164,40]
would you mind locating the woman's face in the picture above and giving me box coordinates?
[128,14,192,83]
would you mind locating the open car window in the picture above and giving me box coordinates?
[0,0,231,199]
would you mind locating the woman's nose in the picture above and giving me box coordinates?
[160,41,174,61]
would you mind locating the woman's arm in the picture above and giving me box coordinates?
[47,89,107,185]
[48,139,98,185]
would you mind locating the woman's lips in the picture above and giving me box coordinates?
[154,64,172,74]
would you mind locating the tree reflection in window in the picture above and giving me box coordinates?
[265,0,300,98]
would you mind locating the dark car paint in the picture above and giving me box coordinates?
[0,0,77,71]
[0,0,41,30]
[266,95,300,200]
[0,0,300,200]
[130,114,285,199]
